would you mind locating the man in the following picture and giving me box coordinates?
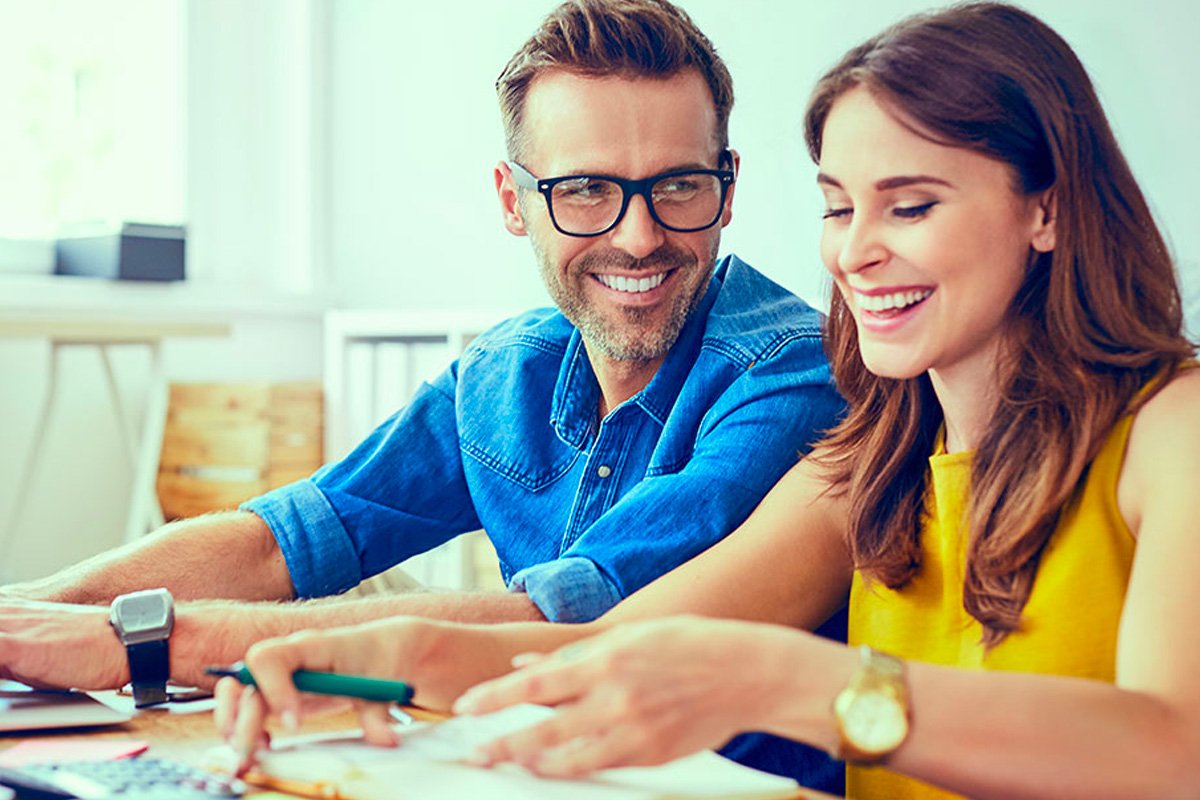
[1,0,842,788]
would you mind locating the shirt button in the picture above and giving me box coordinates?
[597,465,612,478]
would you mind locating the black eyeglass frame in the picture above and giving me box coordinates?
[507,151,735,238]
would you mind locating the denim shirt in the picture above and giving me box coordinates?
[244,255,847,793]
[245,255,844,622]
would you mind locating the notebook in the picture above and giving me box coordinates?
[241,704,803,800]
[0,681,133,733]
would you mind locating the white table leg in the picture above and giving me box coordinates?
[0,342,62,582]
[124,341,168,542]
[99,344,138,473]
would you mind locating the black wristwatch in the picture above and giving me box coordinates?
[109,588,175,708]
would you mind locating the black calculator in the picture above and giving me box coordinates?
[0,756,245,799]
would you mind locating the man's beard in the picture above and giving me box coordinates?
[534,237,719,362]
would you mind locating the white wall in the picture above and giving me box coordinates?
[186,0,329,294]
[326,0,1200,313]
[326,2,539,310]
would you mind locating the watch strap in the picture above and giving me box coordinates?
[127,638,170,708]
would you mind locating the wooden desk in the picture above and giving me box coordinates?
[0,706,842,799]
[0,701,350,762]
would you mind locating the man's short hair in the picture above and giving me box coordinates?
[496,0,734,161]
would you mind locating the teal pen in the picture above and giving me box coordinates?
[205,661,415,705]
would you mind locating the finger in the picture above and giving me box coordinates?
[454,653,594,715]
[510,651,549,669]
[213,677,244,741]
[353,699,400,747]
[232,685,270,776]
[470,703,606,768]
[299,695,354,719]
[532,723,650,778]
[243,633,337,731]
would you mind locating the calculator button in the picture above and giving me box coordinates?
[1,758,246,799]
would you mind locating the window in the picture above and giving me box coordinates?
[0,0,183,239]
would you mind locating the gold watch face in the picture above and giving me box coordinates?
[836,689,909,755]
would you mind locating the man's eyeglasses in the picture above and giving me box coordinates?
[507,152,735,237]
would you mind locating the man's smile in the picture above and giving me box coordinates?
[593,271,671,293]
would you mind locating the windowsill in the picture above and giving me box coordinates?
[0,273,328,321]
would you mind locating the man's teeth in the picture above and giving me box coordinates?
[857,289,933,312]
[596,272,667,293]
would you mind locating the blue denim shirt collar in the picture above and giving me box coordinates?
[550,264,723,451]
[550,335,600,450]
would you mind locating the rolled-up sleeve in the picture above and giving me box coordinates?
[242,363,482,599]
[243,475,362,598]
[509,556,624,623]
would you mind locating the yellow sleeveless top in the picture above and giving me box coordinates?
[846,412,1139,800]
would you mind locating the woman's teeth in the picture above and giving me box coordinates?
[856,288,933,312]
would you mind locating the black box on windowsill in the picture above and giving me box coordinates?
[55,223,186,282]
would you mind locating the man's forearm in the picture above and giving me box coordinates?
[3,511,294,605]
[301,588,549,625]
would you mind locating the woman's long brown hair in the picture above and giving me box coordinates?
[805,3,1195,645]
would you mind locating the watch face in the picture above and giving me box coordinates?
[841,692,908,754]
[112,590,174,645]
[119,594,169,632]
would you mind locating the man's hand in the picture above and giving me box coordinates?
[0,598,128,689]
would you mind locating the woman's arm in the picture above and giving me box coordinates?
[462,372,1200,798]
[604,451,853,630]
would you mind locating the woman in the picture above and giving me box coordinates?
[216,4,1199,797]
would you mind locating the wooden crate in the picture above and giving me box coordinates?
[157,382,323,520]
[160,420,271,469]
[156,473,268,519]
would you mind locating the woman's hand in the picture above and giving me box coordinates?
[213,617,434,775]
[453,615,811,777]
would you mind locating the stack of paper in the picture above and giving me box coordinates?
[250,704,802,800]
[0,682,133,733]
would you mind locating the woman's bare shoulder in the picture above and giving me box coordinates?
[1120,365,1200,537]
[1133,365,1200,434]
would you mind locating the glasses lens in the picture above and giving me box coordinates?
[651,173,724,231]
[545,172,726,235]
[548,177,624,235]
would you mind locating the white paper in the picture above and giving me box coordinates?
[0,684,132,733]
[253,704,800,800]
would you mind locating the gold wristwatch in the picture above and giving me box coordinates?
[831,645,911,764]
